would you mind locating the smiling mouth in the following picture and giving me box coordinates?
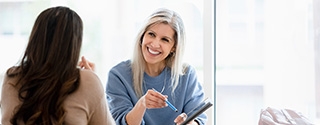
[148,47,161,55]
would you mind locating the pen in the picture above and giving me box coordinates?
[152,88,178,112]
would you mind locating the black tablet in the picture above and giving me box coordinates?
[181,98,213,125]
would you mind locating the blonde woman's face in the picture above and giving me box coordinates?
[141,23,175,66]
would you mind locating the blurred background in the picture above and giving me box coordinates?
[1,0,320,125]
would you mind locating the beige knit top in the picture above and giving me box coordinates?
[1,69,116,125]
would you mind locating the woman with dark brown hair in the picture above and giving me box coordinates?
[1,6,115,125]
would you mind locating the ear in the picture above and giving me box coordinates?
[169,48,176,57]
[170,47,176,53]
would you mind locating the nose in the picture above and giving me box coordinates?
[150,39,161,48]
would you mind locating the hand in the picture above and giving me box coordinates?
[78,56,95,71]
[140,89,167,109]
[174,113,199,125]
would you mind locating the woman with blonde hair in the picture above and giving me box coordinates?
[106,8,207,125]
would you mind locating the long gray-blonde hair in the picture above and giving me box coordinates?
[131,8,186,97]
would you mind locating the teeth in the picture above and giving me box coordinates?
[148,48,160,55]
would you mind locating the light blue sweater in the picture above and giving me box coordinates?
[106,60,207,125]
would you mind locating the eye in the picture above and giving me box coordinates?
[148,32,155,37]
[161,38,170,42]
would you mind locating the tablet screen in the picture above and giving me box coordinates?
[181,98,213,125]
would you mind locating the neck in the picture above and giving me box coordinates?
[145,63,166,77]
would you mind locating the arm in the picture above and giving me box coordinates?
[79,70,116,125]
[176,65,207,125]
[89,95,116,125]
[106,66,167,125]
[125,97,146,125]
[126,89,168,125]
[1,76,20,125]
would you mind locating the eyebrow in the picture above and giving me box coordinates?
[164,36,173,42]
[148,30,174,42]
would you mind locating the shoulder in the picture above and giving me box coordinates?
[3,67,20,87]
[64,70,109,124]
[78,69,104,94]
[112,60,131,69]
[69,69,104,103]
[182,63,196,75]
[109,60,132,74]
[79,69,100,83]
[1,69,21,125]
[179,63,199,84]
[2,69,19,91]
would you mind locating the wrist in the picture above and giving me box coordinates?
[137,96,147,110]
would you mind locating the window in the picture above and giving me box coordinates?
[216,0,320,124]
[0,0,210,123]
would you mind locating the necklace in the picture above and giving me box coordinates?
[144,67,166,93]
[159,74,166,93]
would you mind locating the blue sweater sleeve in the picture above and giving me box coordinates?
[106,61,139,125]
[180,65,207,125]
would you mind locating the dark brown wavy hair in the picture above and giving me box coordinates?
[6,6,83,125]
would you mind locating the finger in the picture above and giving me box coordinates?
[83,56,96,71]
[150,89,167,100]
[146,94,166,108]
[82,56,89,66]
[88,61,95,71]
[174,113,187,124]
[78,56,86,68]
[145,90,167,108]
[149,90,167,105]
[81,56,87,62]
[80,56,93,70]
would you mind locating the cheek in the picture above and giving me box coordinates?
[141,40,147,49]
[141,36,148,45]
[164,46,174,54]
[141,39,148,50]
